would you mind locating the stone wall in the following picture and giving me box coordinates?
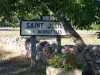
[1,36,100,74]
[0,36,26,55]
[0,36,77,56]
[78,45,100,75]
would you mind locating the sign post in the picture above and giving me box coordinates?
[56,35,61,53]
[31,35,36,68]
[20,17,68,68]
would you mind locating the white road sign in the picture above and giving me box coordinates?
[20,21,68,35]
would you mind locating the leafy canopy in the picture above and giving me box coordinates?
[0,0,100,29]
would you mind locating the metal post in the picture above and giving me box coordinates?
[31,35,36,68]
[56,35,61,53]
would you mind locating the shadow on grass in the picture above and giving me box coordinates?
[0,56,45,75]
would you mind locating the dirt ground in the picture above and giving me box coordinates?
[0,50,45,75]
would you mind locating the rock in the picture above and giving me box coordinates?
[46,66,82,75]
[0,36,26,55]
[78,45,100,75]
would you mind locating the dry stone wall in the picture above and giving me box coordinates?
[1,36,100,75]
[0,36,26,55]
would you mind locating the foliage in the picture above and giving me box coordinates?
[0,0,100,29]
[48,50,83,71]
[91,24,100,30]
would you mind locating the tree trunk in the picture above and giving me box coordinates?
[58,16,86,53]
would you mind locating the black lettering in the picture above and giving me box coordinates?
[31,23,34,28]
[55,30,57,34]
[38,30,42,34]
[43,30,46,34]
[40,23,43,28]
[37,30,63,35]
[48,23,63,29]
[52,30,57,34]
[35,23,44,28]
[47,30,51,34]
[36,23,40,28]
[45,30,48,34]
[48,24,52,29]
[27,23,30,28]
[58,30,62,34]
[57,23,63,29]
[49,30,52,34]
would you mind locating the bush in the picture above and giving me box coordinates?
[48,50,83,71]
[91,24,100,30]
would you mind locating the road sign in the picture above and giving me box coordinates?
[41,15,55,21]
[20,21,67,36]
[20,19,68,68]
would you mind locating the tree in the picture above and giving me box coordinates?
[0,0,100,51]
[0,0,100,74]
